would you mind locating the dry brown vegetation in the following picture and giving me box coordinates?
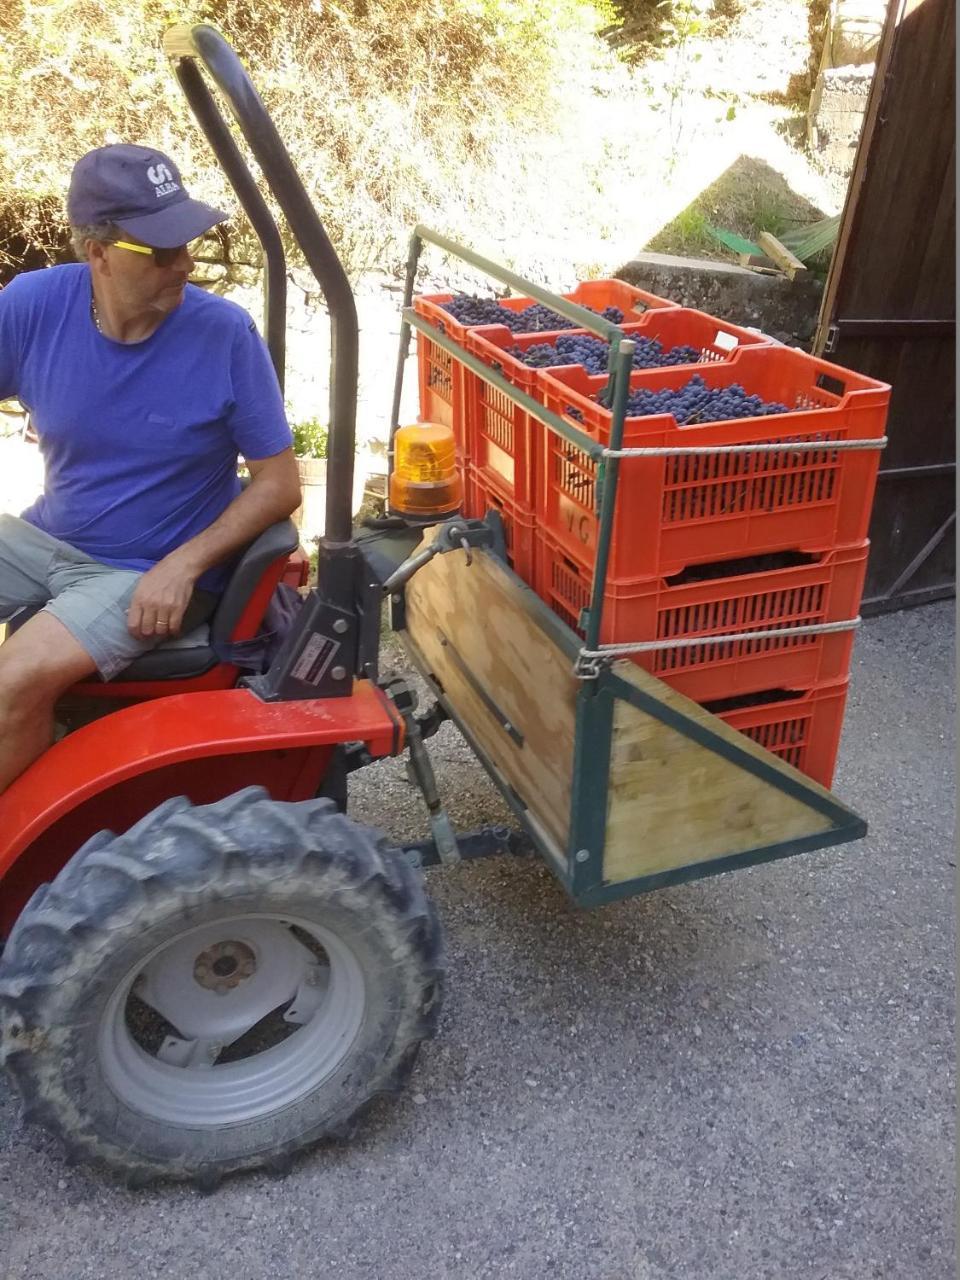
[0,0,594,280]
[1,0,840,293]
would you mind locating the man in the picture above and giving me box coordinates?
[0,143,301,792]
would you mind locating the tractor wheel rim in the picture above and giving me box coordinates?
[97,913,367,1127]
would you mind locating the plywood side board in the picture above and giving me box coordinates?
[610,659,842,803]
[601,661,842,884]
[403,545,579,852]
[400,538,859,893]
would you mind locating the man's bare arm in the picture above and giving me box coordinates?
[128,448,301,639]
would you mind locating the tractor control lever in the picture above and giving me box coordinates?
[382,517,494,594]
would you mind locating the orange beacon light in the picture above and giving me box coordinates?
[389,422,462,517]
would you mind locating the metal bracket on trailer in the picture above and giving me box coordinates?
[574,652,607,681]
[381,516,499,594]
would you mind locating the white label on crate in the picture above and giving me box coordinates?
[713,329,740,351]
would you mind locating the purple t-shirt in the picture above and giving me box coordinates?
[0,263,292,590]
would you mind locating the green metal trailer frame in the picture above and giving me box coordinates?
[388,227,868,908]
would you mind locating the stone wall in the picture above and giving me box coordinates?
[616,252,824,349]
[808,64,874,180]
[805,0,885,185]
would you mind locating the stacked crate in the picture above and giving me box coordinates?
[462,307,770,578]
[413,286,889,787]
[412,280,678,488]
[535,342,888,785]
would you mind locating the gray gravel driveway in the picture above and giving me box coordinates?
[1,602,954,1279]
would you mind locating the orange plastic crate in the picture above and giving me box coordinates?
[413,279,678,342]
[463,467,537,584]
[463,311,774,507]
[468,321,646,386]
[538,345,889,581]
[464,321,658,508]
[413,280,678,455]
[414,329,470,465]
[460,329,545,509]
[470,307,772,387]
[707,680,850,788]
[534,536,867,702]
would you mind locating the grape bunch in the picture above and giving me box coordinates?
[618,375,790,424]
[438,295,518,328]
[509,302,624,333]
[439,293,624,333]
[507,334,701,374]
[632,339,701,369]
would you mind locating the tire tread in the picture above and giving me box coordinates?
[0,792,444,1187]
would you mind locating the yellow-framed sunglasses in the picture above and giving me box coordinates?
[108,239,199,268]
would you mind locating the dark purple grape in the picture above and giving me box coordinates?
[439,293,626,335]
[616,375,793,424]
[503,332,710,376]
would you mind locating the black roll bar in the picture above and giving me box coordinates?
[162,24,358,544]
[171,58,288,389]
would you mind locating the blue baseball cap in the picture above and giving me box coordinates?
[67,144,227,248]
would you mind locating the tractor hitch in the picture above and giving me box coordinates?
[405,825,533,869]
[381,516,500,594]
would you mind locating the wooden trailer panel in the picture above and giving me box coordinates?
[401,538,865,904]
[404,539,579,852]
[603,663,838,884]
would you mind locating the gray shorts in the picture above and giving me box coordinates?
[0,514,218,680]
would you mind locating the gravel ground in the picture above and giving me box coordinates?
[0,602,954,1280]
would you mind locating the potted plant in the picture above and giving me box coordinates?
[291,418,329,539]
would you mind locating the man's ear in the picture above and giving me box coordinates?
[87,240,109,273]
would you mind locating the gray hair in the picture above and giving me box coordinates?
[69,222,123,260]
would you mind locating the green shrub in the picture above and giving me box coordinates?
[599,0,741,61]
[291,418,329,459]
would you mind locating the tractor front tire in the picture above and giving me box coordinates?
[0,788,443,1188]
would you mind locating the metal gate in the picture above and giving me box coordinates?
[815,0,956,612]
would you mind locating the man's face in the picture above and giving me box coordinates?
[91,234,196,316]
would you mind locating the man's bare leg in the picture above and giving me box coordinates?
[0,612,98,793]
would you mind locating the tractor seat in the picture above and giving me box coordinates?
[7,520,301,687]
[109,518,301,682]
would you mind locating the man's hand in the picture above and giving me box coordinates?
[127,556,197,640]
[126,448,300,641]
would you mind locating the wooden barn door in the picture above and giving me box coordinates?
[815,0,956,612]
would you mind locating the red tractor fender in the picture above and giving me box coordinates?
[0,682,404,935]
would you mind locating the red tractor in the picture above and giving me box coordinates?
[0,26,454,1188]
[0,26,872,1187]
